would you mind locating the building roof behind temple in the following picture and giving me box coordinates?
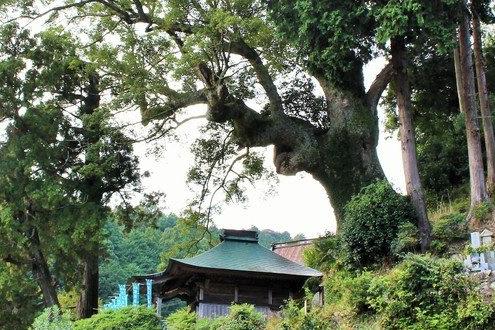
[168,229,322,277]
[271,239,316,266]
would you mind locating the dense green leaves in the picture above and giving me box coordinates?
[368,255,495,329]
[342,180,417,268]
[74,306,162,330]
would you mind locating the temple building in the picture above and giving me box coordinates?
[131,229,322,317]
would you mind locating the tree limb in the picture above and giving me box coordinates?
[141,89,207,124]
[366,62,393,111]
[229,40,283,113]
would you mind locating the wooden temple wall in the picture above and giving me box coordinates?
[197,303,273,318]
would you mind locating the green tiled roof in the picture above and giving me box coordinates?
[171,235,322,278]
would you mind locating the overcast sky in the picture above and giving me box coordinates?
[135,58,406,238]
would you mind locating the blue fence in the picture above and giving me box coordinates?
[104,279,152,309]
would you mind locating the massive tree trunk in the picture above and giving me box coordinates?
[28,227,59,307]
[310,78,385,225]
[454,11,489,219]
[225,65,389,229]
[390,37,431,251]
[472,11,495,194]
[76,253,99,318]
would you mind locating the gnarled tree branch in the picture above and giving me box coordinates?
[366,62,393,111]
[229,40,283,113]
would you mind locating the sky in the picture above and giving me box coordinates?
[134,58,406,238]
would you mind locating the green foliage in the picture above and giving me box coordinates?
[166,307,197,330]
[391,222,420,256]
[74,306,162,330]
[473,202,493,222]
[0,263,41,329]
[269,0,461,89]
[99,215,179,301]
[323,270,374,322]
[274,300,329,330]
[342,180,417,268]
[31,306,74,330]
[167,304,265,330]
[430,212,468,254]
[368,255,495,329]
[221,304,265,330]
[303,234,343,271]
[251,226,294,249]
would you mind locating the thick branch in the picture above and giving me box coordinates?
[222,98,320,175]
[229,40,283,113]
[141,89,207,124]
[366,62,393,110]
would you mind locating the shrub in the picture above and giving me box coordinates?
[473,201,493,222]
[303,234,343,271]
[342,180,416,268]
[276,300,330,330]
[430,212,468,254]
[222,304,265,330]
[31,305,74,330]
[167,304,265,330]
[322,270,374,324]
[74,306,162,330]
[391,222,420,256]
[166,307,199,330]
[368,254,495,329]
[432,212,468,241]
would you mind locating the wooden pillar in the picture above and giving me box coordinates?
[268,289,273,306]
[234,286,239,303]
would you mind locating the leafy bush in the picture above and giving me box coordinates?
[32,306,74,330]
[368,254,495,329]
[167,304,265,330]
[322,270,374,324]
[303,234,343,271]
[430,212,468,254]
[473,201,493,223]
[432,212,468,241]
[222,304,265,330]
[274,300,330,330]
[342,180,416,268]
[74,306,162,330]
[166,307,197,330]
[391,222,420,256]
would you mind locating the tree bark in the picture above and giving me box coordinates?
[454,10,489,218]
[28,228,60,307]
[390,37,431,251]
[76,73,102,319]
[472,11,495,194]
[76,253,99,318]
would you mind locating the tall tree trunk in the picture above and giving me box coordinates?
[472,11,495,194]
[390,37,431,251]
[454,10,489,220]
[28,228,59,307]
[77,74,102,319]
[76,253,99,318]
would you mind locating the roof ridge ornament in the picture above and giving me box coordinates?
[220,228,259,242]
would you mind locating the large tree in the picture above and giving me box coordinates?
[0,24,140,318]
[4,1,462,232]
[454,1,490,219]
[471,0,495,194]
[16,0,393,230]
